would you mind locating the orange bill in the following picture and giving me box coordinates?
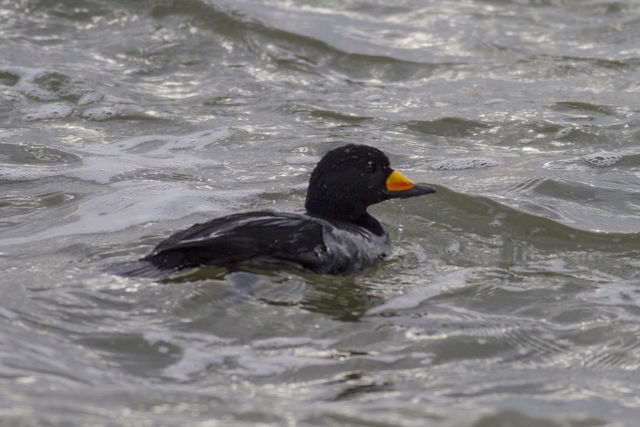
[386,170,414,191]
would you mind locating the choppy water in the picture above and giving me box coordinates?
[2,0,640,425]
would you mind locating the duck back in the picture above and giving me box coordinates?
[144,211,390,275]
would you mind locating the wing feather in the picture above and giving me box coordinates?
[145,212,326,270]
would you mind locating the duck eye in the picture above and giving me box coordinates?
[365,161,376,174]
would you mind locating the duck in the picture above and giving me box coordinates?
[143,144,435,275]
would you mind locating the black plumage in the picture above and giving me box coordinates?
[143,144,435,275]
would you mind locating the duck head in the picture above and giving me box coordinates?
[305,144,435,225]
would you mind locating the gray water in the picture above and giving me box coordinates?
[2,0,640,425]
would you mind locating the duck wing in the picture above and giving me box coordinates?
[144,211,328,271]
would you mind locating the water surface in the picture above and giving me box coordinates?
[2,0,640,425]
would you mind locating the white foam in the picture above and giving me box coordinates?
[4,66,151,121]
[0,181,260,245]
[0,128,232,184]
[431,157,500,170]
[583,151,622,168]
[79,104,154,121]
[11,67,82,102]
[22,103,73,121]
[251,336,317,349]
[79,106,118,121]
[0,126,262,245]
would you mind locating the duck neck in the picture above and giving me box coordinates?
[307,209,385,236]
[355,212,385,236]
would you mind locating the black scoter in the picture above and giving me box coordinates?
[143,144,435,275]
